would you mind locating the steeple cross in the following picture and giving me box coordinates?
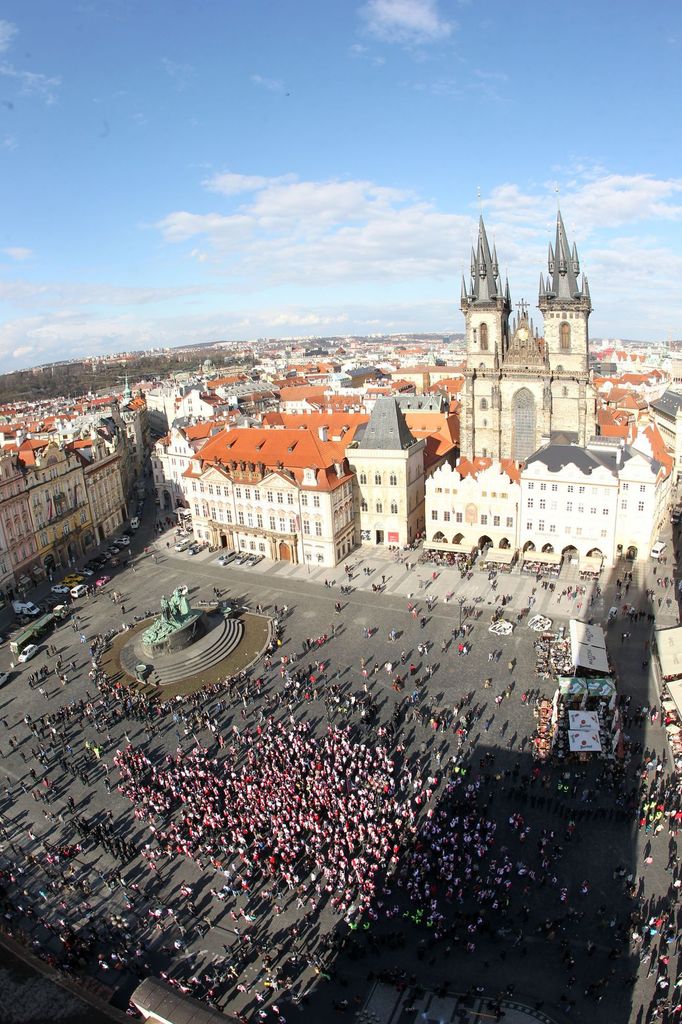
[516,299,529,318]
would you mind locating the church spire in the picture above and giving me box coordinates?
[547,210,582,300]
[468,216,501,302]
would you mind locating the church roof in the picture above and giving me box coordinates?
[355,397,417,451]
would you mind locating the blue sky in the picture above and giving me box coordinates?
[0,0,681,370]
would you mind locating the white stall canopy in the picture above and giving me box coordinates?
[569,619,609,675]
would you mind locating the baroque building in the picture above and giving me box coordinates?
[459,212,596,461]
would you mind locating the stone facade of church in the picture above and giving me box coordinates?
[459,213,597,462]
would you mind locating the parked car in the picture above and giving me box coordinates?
[118,535,131,546]
[70,584,88,599]
[80,567,94,577]
[187,543,200,556]
[18,643,39,663]
[95,575,111,588]
[250,555,264,566]
[651,541,667,560]
[12,600,40,617]
[51,583,71,595]
[62,574,83,586]
[0,670,11,686]
[175,539,191,553]
[217,552,237,566]
[130,517,140,531]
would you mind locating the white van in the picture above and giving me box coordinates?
[174,538,191,552]
[12,600,40,617]
[70,584,88,599]
[651,541,667,560]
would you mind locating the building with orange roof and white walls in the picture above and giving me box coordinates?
[152,421,231,513]
[183,425,355,567]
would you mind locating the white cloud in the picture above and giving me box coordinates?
[250,73,284,93]
[2,247,32,261]
[0,20,17,52]
[0,63,61,104]
[161,57,194,90]
[203,171,293,196]
[360,0,454,44]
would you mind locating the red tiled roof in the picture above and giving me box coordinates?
[186,427,352,491]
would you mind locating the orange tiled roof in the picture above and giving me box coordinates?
[261,411,369,444]
[456,456,521,484]
[186,427,352,491]
[640,422,674,477]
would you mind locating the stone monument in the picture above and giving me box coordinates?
[141,587,205,655]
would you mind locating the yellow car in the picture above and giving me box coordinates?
[62,574,83,586]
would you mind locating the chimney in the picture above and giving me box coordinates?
[318,425,329,442]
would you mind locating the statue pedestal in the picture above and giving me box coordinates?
[142,610,205,656]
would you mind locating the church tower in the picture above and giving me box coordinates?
[461,216,511,370]
[459,217,511,459]
[538,211,591,376]
[538,210,596,444]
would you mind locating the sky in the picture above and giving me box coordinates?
[0,0,681,371]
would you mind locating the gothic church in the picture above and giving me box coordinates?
[459,212,596,462]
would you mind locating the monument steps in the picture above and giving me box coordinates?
[149,617,244,685]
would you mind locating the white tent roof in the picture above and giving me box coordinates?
[568,710,600,732]
[568,729,602,752]
[482,546,516,564]
[655,626,682,682]
[569,619,610,674]
[523,550,562,565]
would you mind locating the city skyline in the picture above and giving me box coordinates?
[0,0,681,370]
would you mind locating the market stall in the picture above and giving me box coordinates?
[653,628,682,766]
[481,547,518,572]
[569,619,610,676]
[532,676,623,763]
[422,541,478,569]
[578,554,604,579]
[534,631,573,678]
[521,550,562,577]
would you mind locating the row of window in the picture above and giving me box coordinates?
[196,504,325,537]
[527,481,647,494]
[190,479,322,507]
[433,488,511,499]
[361,500,399,514]
[431,510,514,527]
[359,472,398,486]
[527,521,609,538]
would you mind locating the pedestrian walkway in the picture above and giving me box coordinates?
[358,982,559,1024]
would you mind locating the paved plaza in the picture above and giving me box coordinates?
[0,505,680,1024]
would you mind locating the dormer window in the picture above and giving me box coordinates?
[304,467,317,485]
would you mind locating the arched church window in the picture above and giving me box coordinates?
[480,398,488,410]
[560,322,570,351]
[480,323,489,351]
[511,387,537,462]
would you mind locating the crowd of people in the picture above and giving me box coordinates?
[0,537,680,1024]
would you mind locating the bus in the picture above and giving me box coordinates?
[10,612,54,657]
